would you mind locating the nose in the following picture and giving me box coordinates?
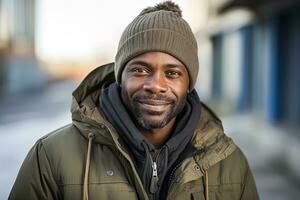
[143,72,168,93]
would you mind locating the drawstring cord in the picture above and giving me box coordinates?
[83,133,94,200]
[204,170,209,200]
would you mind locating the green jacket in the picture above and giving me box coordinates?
[9,63,259,200]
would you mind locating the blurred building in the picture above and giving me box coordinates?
[195,0,300,181]
[0,0,46,96]
[196,0,300,125]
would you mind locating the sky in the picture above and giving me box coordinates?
[35,0,202,62]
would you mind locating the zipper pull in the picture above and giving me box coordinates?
[150,161,159,194]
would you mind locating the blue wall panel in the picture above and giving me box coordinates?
[267,17,284,123]
[238,26,253,112]
[211,34,223,100]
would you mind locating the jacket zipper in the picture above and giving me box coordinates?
[167,162,181,189]
[167,149,205,193]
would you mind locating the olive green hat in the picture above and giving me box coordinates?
[114,1,199,90]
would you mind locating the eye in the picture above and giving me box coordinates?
[166,70,181,78]
[129,66,150,75]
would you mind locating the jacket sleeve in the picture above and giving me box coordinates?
[9,140,61,200]
[240,156,259,200]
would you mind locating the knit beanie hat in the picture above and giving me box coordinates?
[114,1,199,90]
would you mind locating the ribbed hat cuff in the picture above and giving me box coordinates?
[115,29,198,90]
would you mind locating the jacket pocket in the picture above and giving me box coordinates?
[191,183,242,200]
[62,182,138,200]
[89,182,138,200]
[191,192,205,200]
[169,180,242,200]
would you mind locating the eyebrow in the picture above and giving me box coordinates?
[128,60,184,67]
[126,60,187,72]
[127,60,149,67]
[165,63,186,70]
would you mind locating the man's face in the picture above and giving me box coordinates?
[121,52,189,130]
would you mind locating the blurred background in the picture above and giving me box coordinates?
[0,0,299,199]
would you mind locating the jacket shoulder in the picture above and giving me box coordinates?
[9,124,82,199]
[37,123,87,154]
[40,123,81,144]
[222,146,249,167]
[35,124,87,183]
[208,146,252,185]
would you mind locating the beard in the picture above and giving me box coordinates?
[128,93,187,130]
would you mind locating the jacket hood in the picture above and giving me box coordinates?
[71,63,236,168]
[71,63,116,146]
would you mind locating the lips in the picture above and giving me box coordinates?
[137,99,172,113]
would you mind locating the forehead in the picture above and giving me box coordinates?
[126,51,186,69]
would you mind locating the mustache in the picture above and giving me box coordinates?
[133,94,176,103]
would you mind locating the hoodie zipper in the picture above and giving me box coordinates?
[149,149,162,200]
[150,161,159,194]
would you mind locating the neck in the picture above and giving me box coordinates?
[138,118,176,149]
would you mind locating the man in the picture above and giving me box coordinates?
[10,1,258,200]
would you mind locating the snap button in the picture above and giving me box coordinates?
[194,165,200,171]
[106,169,114,176]
[100,124,105,129]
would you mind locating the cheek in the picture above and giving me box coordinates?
[168,79,189,99]
[121,77,141,102]
[120,83,130,110]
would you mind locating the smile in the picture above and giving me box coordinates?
[137,99,172,113]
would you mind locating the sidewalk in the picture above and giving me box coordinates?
[0,81,77,199]
[222,113,300,200]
